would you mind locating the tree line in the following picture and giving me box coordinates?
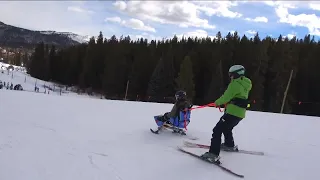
[26,31,320,117]
[0,48,29,67]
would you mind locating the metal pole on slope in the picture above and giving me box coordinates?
[124,80,129,100]
[280,69,294,113]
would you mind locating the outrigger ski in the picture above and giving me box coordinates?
[177,146,244,178]
[183,140,264,156]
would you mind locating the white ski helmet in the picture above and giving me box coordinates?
[229,65,245,78]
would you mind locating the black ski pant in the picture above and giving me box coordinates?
[209,113,242,155]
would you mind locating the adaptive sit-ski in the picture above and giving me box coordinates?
[150,109,191,135]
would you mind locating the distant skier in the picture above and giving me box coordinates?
[156,90,193,131]
[201,65,252,163]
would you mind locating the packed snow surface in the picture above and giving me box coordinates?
[1,90,320,180]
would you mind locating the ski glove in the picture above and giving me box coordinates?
[163,112,170,120]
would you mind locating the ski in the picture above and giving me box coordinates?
[150,125,198,140]
[150,128,160,134]
[177,146,244,178]
[183,140,264,156]
[150,123,168,134]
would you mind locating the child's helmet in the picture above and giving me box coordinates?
[229,65,245,79]
[175,90,186,100]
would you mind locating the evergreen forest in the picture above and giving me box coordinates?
[26,31,320,117]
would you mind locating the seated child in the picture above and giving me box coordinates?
[158,90,193,126]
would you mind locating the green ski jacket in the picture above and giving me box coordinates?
[214,76,252,119]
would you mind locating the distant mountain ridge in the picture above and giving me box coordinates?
[0,21,90,48]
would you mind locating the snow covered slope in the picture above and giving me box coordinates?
[0,62,105,99]
[0,90,319,180]
[0,62,59,93]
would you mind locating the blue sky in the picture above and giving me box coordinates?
[1,1,320,41]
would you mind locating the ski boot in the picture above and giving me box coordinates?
[221,143,239,152]
[200,152,221,164]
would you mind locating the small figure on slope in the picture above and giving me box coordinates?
[154,90,193,134]
[201,65,252,163]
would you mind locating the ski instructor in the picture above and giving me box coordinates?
[201,65,252,163]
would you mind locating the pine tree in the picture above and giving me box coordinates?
[13,51,21,66]
[79,36,95,89]
[22,52,29,67]
[48,45,56,81]
[175,56,195,102]
[147,56,175,102]
[27,31,320,116]
[29,42,45,79]
[205,32,227,103]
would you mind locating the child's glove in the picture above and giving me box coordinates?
[163,112,170,120]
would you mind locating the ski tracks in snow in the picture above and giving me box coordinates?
[31,123,56,133]
[87,153,125,180]
[88,155,99,169]
[69,139,125,180]
[0,136,13,151]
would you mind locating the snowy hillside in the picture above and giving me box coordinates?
[0,62,59,93]
[0,62,83,98]
[0,62,106,99]
[0,89,319,180]
[0,62,26,72]
[40,31,90,43]
[0,21,82,48]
